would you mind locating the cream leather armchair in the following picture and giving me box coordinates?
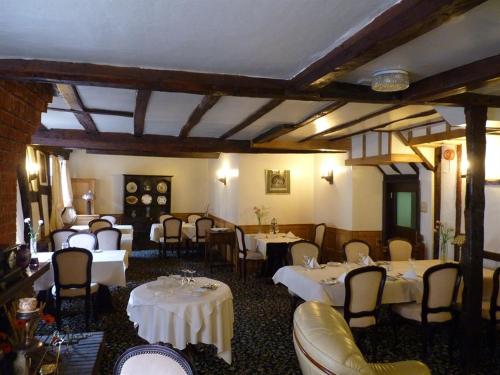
[293,301,430,375]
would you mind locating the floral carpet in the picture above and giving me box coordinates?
[38,250,500,375]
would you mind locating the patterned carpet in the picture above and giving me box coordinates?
[38,250,500,375]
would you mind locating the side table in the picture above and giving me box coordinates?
[205,230,236,272]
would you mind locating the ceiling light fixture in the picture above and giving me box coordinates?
[371,69,409,92]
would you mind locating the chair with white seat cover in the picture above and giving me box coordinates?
[392,262,461,355]
[100,215,117,225]
[52,247,99,330]
[235,226,264,281]
[159,214,173,224]
[50,229,77,251]
[187,214,202,224]
[160,217,183,258]
[288,240,320,266]
[95,228,122,250]
[388,238,413,261]
[313,223,326,251]
[113,344,195,375]
[293,301,431,375]
[89,218,112,233]
[68,232,97,251]
[343,239,370,263]
[483,267,500,350]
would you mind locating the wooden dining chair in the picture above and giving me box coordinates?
[313,223,326,252]
[343,240,371,263]
[161,217,183,258]
[50,229,78,251]
[68,232,97,251]
[189,217,213,254]
[288,240,320,265]
[95,228,122,250]
[100,215,117,225]
[388,238,413,261]
[187,214,202,224]
[392,262,461,356]
[159,214,173,225]
[113,344,195,375]
[52,247,98,330]
[89,218,113,233]
[483,267,500,350]
[235,226,264,281]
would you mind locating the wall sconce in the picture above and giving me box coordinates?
[217,176,227,185]
[321,170,334,184]
[81,190,94,214]
[216,169,227,185]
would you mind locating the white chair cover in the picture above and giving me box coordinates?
[68,233,97,250]
[50,230,76,251]
[100,215,117,225]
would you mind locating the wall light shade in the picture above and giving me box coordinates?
[321,170,334,184]
[371,70,409,92]
[217,176,227,185]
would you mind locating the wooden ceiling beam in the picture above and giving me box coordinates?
[300,104,403,142]
[403,53,500,101]
[87,149,220,159]
[394,131,434,170]
[48,106,134,118]
[56,84,99,133]
[133,89,152,136]
[0,59,395,103]
[220,99,284,139]
[251,139,350,152]
[253,101,348,143]
[291,0,487,90]
[430,93,500,107]
[179,95,221,138]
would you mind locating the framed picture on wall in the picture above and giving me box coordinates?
[37,150,48,186]
[265,170,290,194]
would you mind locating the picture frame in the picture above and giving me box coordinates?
[265,170,290,194]
[37,150,48,186]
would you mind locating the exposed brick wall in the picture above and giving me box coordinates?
[0,80,52,245]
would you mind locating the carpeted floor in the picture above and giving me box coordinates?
[38,249,500,375]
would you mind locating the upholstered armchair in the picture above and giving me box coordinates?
[50,229,78,251]
[293,301,431,375]
[89,218,113,232]
[95,227,122,250]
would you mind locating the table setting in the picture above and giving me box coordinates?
[127,270,234,364]
[149,222,196,242]
[244,231,301,258]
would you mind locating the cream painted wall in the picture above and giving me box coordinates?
[351,166,383,231]
[208,153,240,224]
[419,166,434,259]
[69,150,210,214]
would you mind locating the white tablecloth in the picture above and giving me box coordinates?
[127,277,234,364]
[149,223,195,243]
[71,224,134,256]
[273,260,494,307]
[34,250,128,292]
[244,233,301,258]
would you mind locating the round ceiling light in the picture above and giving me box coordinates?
[371,69,409,92]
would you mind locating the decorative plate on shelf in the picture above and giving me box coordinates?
[143,181,152,191]
[141,194,153,205]
[125,196,138,205]
[126,181,138,193]
[157,195,167,205]
[157,181,168,193]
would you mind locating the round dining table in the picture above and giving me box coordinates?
[127,276,234,364]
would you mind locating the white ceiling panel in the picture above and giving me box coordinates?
[0,0,398,79]
[48,96,70,109]
[394,163,417,175]
[77,86,136,111]
[379,165,398,175]
[190,96,269,138]
[42,110,84,130]
[280,103,387,141]
[90,114,133,133]
[144,91,203,136]
[341,1,500,84]
[230,101,330,140]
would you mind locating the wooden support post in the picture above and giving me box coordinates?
[454,144,462,261]
[461,105,487,371]
[433,147,442,259]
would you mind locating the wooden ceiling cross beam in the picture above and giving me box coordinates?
[133,89,152,136]
[394,131,433,170]
[48,106,134,118]
[291,0,487,90]
[219,99,284,139]
[178,95,221,138]
[56,84,99,133]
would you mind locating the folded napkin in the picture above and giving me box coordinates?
[337,272,347,283]
[304,256,321,269]
[286,231,296,238]
[402,267,418,280]
[362,255,375,266]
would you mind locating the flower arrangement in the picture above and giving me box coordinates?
[434,221,454,261]
[24,218,43,243]
[253,206,269,226]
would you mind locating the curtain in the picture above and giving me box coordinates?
[50,155,64,231]
[60,159,74,208]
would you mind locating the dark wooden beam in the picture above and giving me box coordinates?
[454,144,462,261]
[300,105,403,142]
[394,131,434,171]
[220,99,284,139]
[408,128,465,145]
[433,147,442,258]
[374,118,445,132]
[431,93,500,107]
[48,106,134,118]
[133,90,151,137]
[403,54,500,101]
[178,95,221,138]
[389,164,401,174]
[253,101,348,143]
[292,0,487,89]
[87,149,220,159]
[0,59,394,103]
[56,84,98,133]
[251,139,350,152]
[461,105,487,371]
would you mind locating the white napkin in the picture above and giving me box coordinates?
[286,231,296,238]
[362,255,375,266]
[337,272,347,283]
[304,256,321,269]
[402,266,418,280]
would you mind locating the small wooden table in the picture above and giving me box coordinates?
[205,229,235,272]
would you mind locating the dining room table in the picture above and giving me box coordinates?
[273,259,495,306]
[127,275,234,364]
[71,224,134,257]
[149,222,196,242]
[244,232,301,258]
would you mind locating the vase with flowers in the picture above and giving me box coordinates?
[435,221,454,262]
[24,218,43,270]
[253,206,269,233]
